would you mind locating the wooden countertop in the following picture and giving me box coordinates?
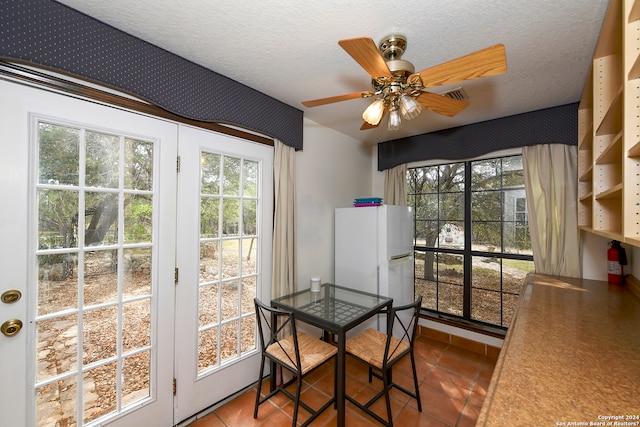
[476,274,640,427]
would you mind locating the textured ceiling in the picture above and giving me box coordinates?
[56,0,609,145]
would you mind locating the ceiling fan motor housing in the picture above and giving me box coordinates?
[376,35,418,93]
[379,34,407,60]
[386,59,415,76]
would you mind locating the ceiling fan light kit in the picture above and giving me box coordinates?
[362,98,386,126]
[387,105,401,131]
[399,94,422,120]
[302,34,507,131]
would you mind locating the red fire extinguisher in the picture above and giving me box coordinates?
[607,240,627,285]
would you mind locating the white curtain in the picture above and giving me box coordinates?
[272,139,296,298]
[522,144,580,277]
[384,163,407,206]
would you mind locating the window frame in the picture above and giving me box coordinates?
[407,149,533,334]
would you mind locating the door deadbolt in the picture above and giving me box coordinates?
[1,290,22,304]
[1,319,23,337]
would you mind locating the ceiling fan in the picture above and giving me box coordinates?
[302,35,507,131]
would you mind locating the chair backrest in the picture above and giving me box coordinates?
[383,296,423,365]
[254,298,302,371]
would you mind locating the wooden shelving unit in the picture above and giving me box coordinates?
[578,0,640,246]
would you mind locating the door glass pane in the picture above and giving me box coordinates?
[242,238,257,275]
[34,120,157,425]
[123,247,152,298]
[83,306,118,364]
[241,277,256,315]
[86,131,119,188]
[124,138,153,191]
[124,194,153,243]
[198,327,218,371]
[197,151,258,374]
[123,299,151,352]
[241,317,256,353]
[222,199,240,236]
[221,320,239,363]
[199,284,219,327]
[38,122,79,186]
[37,254,77,315]
[222,280,240,321]
[85,192,119,246]
[84,250,118,306]
[243,200,257,235]
[122,351,151,406]
[223,157,241,196]
[36,314,78,382]
[38,189,79,249]
[201,197,220,238]
[36,377,77,427]
[201,152,221,194]
[221,239,240,279]
[243,160,258,197]
[200,241,220,283]
[83,361,117,422]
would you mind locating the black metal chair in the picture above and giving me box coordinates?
[253,298,337,427]
[344,296,423,427]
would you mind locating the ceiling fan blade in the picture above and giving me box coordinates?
[338,37,393,79]
[302,91,372,108]
[416,92,469,117]
[417,44,507,89]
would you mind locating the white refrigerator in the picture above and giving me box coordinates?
[334,205,414,337]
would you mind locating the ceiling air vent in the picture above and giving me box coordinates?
[439,87,468,101]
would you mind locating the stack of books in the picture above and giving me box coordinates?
[353,197,383,207]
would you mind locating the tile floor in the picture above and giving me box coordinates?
[185,335,497,427]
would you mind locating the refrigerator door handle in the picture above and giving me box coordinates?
[389,253,412,264]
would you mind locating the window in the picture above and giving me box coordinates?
[407,155,534,330]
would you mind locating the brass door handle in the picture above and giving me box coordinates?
[1,290,22,304]
[1,319,23,337]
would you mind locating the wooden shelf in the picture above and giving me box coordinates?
[592,229,624,241]
[629,0,640,22]
[595,0,623,58]
[579,225,594,234]
[595,131,623,163]
[578,107,593,150]
[628,140,640,157]
[628,53,640,79]
[579,165,593,182]
[580,67,594,109]
[595,183,623,200]
[579,192,594,203]
[625,236,640,247]
[578,0,640,248]
[595,88,623,136]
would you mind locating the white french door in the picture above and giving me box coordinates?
[0,79,274,427]
[0,79,177,427]
[173,125,273,423]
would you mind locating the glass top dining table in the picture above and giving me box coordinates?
[271,283,392,427]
